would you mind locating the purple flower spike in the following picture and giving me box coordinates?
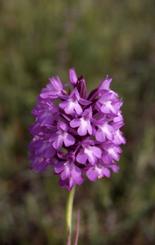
[29,68,126,190]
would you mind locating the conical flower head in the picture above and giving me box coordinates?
[29,69,126,190]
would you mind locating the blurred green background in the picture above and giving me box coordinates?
[0,0,155,244]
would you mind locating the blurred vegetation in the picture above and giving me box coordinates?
[0,0,155,244]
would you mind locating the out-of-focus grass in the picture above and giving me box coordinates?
[0,0,155,244]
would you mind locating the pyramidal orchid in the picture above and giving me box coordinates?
[29,69,125,191]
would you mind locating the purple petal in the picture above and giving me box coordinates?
[74,101,82,115]
[52,135,63,149]
[40,76,63,99]
[72,166,83,185]
[77,119,88,136]
[110,164,120,173]
[113,130,126,145]
[69,68,78,85]
[64,133,75,147]
[49,76,63,90]
[76,152,87,164]
[58,121,68,131]
[71,88,80,100]
[113,113,123,123]
[93,147,102,158]
[84,148,96,164]
[96,129,106,142]
[60,99,82,115]
[54,161,64,174]
[63,100,75,114]
[59,101,67,110]
[70,119,80,128]
[86,168,98,181]
[61,164,70,180]
[96,123,113,142]
[99,77,112,90]
[103,167,111,177]
[79,98,91,106]
[107,147,120,161]
[100,101,115,114]
[87,121,93,135]
[77,77,87,98]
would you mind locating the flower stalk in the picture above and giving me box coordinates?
[66,186,76,245]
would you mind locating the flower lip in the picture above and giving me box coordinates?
[76,145,102,165]
[70,107,93,136]
[95,120,114,142]
[52,121,75,150]
[96,90,123,115]
[59,88,83,115]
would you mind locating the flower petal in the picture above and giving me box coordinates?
[76,152,87,164]
[77,118,88,136]
[93,147,102,158]
[99,77,112,90]
[70,119,80,128]
[74,101,82,115]
[52,135,63,149]
[72,165,83,185]
[103,167,111,177]
[86,168,98,181]
[40,76,63,99]
[69,68,78,85]
[64,133,75,147]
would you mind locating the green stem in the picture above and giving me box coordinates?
[66,186,76,245]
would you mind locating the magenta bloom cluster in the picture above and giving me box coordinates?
[29,69,125,190]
